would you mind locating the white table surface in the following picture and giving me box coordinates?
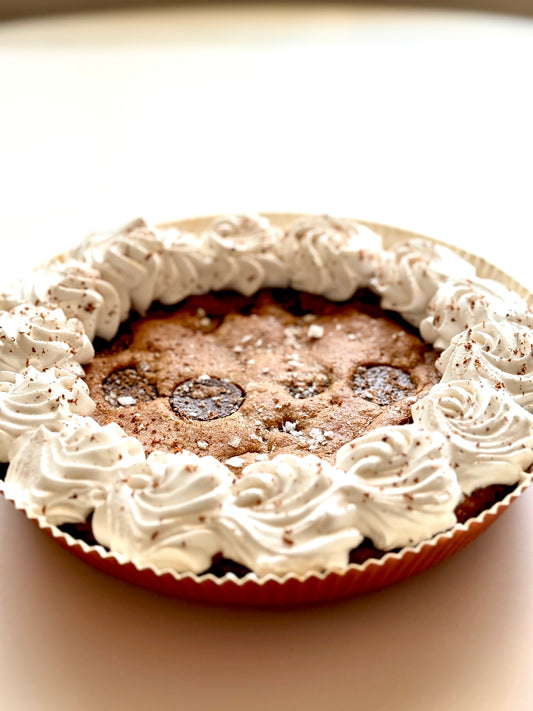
[1,5,533,710]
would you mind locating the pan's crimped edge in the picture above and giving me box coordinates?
[2,476,530,605]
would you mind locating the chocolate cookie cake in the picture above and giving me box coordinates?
[1,213,532,599]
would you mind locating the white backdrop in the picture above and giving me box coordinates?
[1,6,532,282]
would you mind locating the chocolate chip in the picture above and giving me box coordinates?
[284,370,330,399]
[57,514,100,548]
[352,365,415,406]
[271,288,313,316]
[349,537,389,565]
[93,320,135,354]
[102,367,158,407]
[202,553,252,578]
[170,378,245,420]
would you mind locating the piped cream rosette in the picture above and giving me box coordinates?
[1,213,532,603]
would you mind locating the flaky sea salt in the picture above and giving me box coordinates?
[283,421,303,437]
[307,324,324,339]
[197,440,208,450]
[225,456,245,468]
[283,325,302,349]
[309,427,325,443]
[117,395,137,407]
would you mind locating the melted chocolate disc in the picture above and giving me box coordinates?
[352,365,415,406]
[102,368,158,407]
[170,377,245,420]
[284,368,330,399]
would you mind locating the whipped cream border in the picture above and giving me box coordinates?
[1,213,532,583]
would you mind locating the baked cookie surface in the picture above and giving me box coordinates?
[85,289,439,466]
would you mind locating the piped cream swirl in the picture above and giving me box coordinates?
[202,213,290,296]
[0,366,95,462]
[336,425,461,550]
[21,259,122,342]
[0,304,94,375]
[92,451,233,574]
[217,455,362,576]
[76,218,166,318]
[372,239,475,327]
[0,280,25,311]
[282,215,383,301]
[156,228,216,304]
[3,416,147,525]
[420,276,533,350]
[412,380,533,494]
[437,321,533,413]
